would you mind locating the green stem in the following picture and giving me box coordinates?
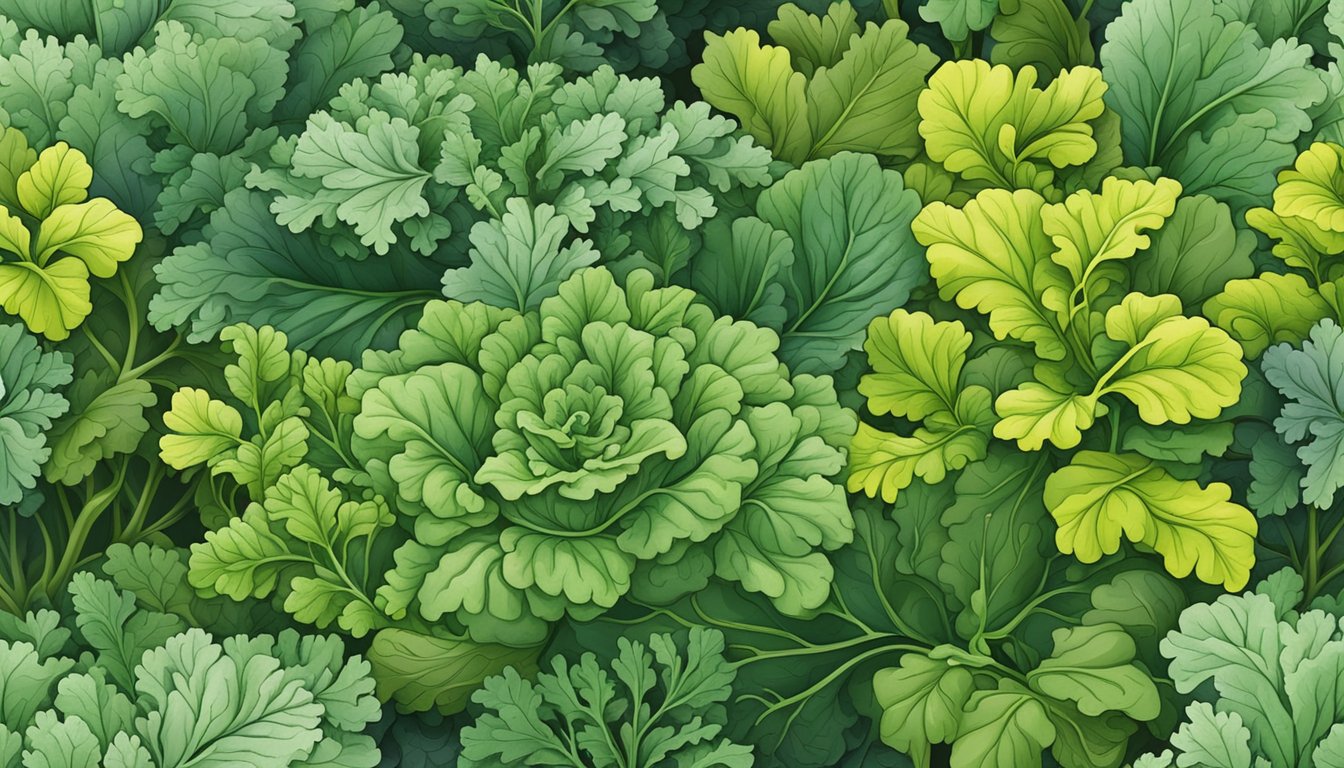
[1306,506,1322,604]
[81,325,121,373]
[121,334,182,383]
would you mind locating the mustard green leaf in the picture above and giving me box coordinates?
[804,19,937,161]
[367,628,540,714]
[1208,273,1332,357]
[859,309,971,421]
[993,382,1102,451]
[692,29,811,164]
[949,685,1056,768]
[0,208,29,260]
[847,410,990,502]
[43,374,155,486]
[991,0,1095,78]
[1026,624,1161,720]
[918,60,1108,192]
[1133,195,1258,306]
[920,0,999,42]
[35,198,142,277]
[1097,293,1247,426]
[913,188,1072,360]
[1245,204,1344,282]
[874,655,974,768]
[766,3,860,76]
[1040,177,1182,317]
[1046,451,1257,589]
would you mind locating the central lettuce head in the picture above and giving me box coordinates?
[350,267,856,644]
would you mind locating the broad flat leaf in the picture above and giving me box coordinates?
[1208,273,1332,357]
[949,685,1055,768]
[442,200,599,311]
[873,655,973,768]
[847,395,992,503]
[859,309,970,421]
[21,710,101,768]
[755,153,926,374]
[34,198,141,274]
[135,629,325,768]
[1040,177,1182,315]
[44,374,155,485]
[16,142,89,219]
[367,628,539,714]
[1271,141,1344,233]
[692,29,811,164]
[920,0,999,41]
[1026,624,1160,719]
[991,0,1095,77]
[766,3,860,75]
[804,19,937,161]
[1046,451,1257,589]
[687,216,794,328]
[1132,195,1258,306]
[150,188,441,360]
[0,258,92,341]
[1101,0,1326,209]
[919,60,1107,192]
[1262,319,1344,508]
[914,189,1071,361]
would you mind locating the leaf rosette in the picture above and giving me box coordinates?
[350,266,856,644]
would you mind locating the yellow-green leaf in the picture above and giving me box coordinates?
[16,142,90,219]
[1246,205,1344,281]
[1046,451,1256,590]
[1272,141,1344,233]
[36,199,142,277]
[0,127,36,208]
[848,413,990,502]
[1206,273,1331,357]
[0,208,30,259]
[1097,293,1245,425]
[859,309,970,421]
[159,387,244,470]
[0,258,92,341]
[918,60,1107,192]
[993,382,1102,451]
[913,188,1072,360]
[1040,177,1182,316]
[693,29,812,164]
[805,19,937,161]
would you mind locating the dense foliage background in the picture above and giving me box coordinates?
[0,0,1340,765]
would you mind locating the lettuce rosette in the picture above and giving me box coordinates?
[349,266,857,645]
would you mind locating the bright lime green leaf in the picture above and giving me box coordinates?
[914,188,1071,360]
[1046,451,1257,589]
[16,142,90,219]
[918,60,1108,192]
[0,259,92,342]
[874,655,974,768]
[993,383,1102,451]
[848,401,992,502]
[1246,205,1344,281]
[1097,294,1246,424]
[0,210,29,260]
[220,323,293,408]
[1026,624,1160,719]
[1040,177,1182,317]
[158,387,243,470]
[35,198,141,276]
[1208,273,1332,357]
[1272,142,1344,232]
[949,685,1055,768]
[859,309,970,421]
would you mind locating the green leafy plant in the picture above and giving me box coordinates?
[0,556,381,768]
[460,627,753,767]
[854,175,1258,590]
[1135,568,1344,768]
